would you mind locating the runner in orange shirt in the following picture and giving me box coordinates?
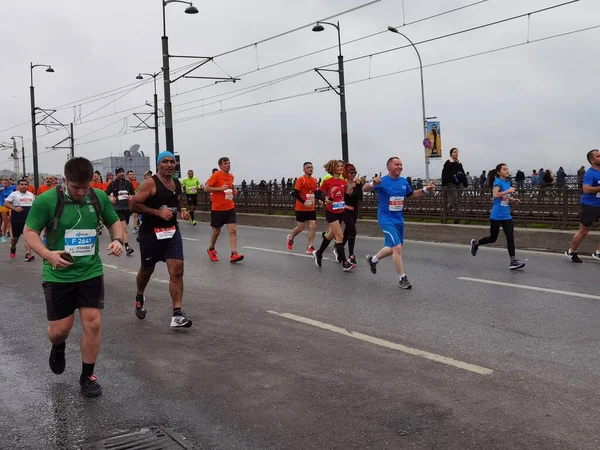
[204,157,243,263]
[90,172,104,190]
[286,162,318,254]
[37,177,54,195]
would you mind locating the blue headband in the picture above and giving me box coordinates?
[157,151,175,164]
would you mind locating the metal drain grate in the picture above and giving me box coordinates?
[80,426,190,449]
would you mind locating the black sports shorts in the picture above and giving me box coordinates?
[325,209,344,224]
[116,210,131,224]
[139,226,184,268]
[43,276,104,321]
[211,209,236,228]
[579,203,600,227]
[186,194,198,206]
[295,210,317,223]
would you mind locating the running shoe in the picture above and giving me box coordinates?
[366,255,377,274]
[80,375,102,397]
[25,252,35,262]
[314,250,323,268]
[207,248,219,262]
[1,236,6,244]
[49,345,66,375]
[509,260,525,270]
[132,227,138,234]
[171,312,192,328]
[321,231,328,240]
[399,276,412,289]
[230,251,244,263]
[349,255,357,265]
[306,247,315,254]
[286,234,294,251]
[470,239,479,257]
[192,220,197,226]
[135,295,146,320]
[9,246,16,258]
[342,260,356,272]
[565,250,582,263]
[6,232,10,238]
[332,248,342,263]
[592,252,600,262]
[126,246,134,256]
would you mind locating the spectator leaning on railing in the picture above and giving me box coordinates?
[441,147,468,223]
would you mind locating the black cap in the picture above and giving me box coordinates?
[115,167,125,174]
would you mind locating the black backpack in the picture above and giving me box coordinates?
[48,184,103,249]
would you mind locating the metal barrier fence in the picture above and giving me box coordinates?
[190,187,583,229]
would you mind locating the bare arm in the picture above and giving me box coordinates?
[203,184,227,193]
[130,178,159,216]
[583,184,600,194]
[409,181,435,199]
[492,185,515,198]
[5,200,23,213]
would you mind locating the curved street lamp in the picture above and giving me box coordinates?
[161,0,199,154]
[30,63,55,191]
[312,21,349,163]
[387,26,429,183]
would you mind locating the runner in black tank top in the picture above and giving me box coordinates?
[131,151,192,328]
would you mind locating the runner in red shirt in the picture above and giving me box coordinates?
[287,162,318,254]
[313,159,356,272]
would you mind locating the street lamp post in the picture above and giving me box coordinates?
[136,72,161,164]
[387,26,429,183]
[313,21,349,163]
[161,0,198,154]
[11,136,25,177]
[30,62,54,191]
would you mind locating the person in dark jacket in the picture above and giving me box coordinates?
[515,169,525,190]
[342,163,364,265]
[105,167,135,255]
[441,148,468,222]
[555,167,566,189]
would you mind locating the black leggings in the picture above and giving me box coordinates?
[478,219,515,257]
[343,208,358,255]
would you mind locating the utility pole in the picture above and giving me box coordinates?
[70,123,74,158]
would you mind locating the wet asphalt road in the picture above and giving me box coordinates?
[1,222,600,449]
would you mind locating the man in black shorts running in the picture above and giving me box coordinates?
[105,166,135,255]
[131,151,192,327]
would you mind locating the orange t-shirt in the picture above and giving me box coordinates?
[37,184,52,195]
[26,186,35,194]
[90,182,104,190]
[294,175,317,211]
[102,181,112,191]
[131,181,139,191]
[206,170,235,211]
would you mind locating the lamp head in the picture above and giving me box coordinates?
[136,74,144,80]
[312,24,325,32]
[45,67,55,73]
[185,4,199,14]
[387,26,399,34]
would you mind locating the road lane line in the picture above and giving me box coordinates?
[244,246,330,260]
[103,264,169,284]
[182,237,199,241]
[267,310,493,376]
[458,277,600,301]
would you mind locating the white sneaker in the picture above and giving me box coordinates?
[592,252,600,262]
[170,313,192,328]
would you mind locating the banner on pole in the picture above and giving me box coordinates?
[424,121,442,158]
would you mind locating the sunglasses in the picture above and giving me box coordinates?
[348,171,357,174]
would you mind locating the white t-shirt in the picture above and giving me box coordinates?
[6,190,35,207]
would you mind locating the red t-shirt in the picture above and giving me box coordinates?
[206,170,235,211]
[37,184,52,195]
[319,177,347,214]
[294,175,317,211]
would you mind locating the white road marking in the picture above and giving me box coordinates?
[182,237,199,241]
[267,310,493,376]
[243,246,330,260]
[458,277,600,301]
[102,264,168,284]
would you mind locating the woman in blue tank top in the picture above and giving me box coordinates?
[469,163,525,270]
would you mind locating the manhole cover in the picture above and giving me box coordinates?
[80,426,191,449]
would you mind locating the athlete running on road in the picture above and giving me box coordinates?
[287,162,318,254]
[181,169,202,226]
[566,149,600,262]
[24,157,124,397]
[204,157,244,263]
[5,178,36,260]
[470,163,525,270]
[313,160,356,272]
[105,167,135,255]
[130,151,193,327]
[364,157,434,289]
[342,163,364,265]
[0,178,15,243]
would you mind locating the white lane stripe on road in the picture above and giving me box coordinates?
[103,264,169,284]
[243,246,330,260]
[458,277,600,301]
[182,237,199,241]
[267,310,493,376]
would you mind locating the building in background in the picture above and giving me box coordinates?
[91,144,151,178]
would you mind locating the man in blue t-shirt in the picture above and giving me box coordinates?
[566,149,600,263]
[363,157,435,289]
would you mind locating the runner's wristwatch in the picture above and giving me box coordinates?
[112,238,125,245]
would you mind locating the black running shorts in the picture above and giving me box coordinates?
[295,210,317,223]
[43,276,104,321]
[116,210,131,224]
[211,208,236,228]
[325,209,344,224]
[10,221,25,238]
[579,203,600,227]
[186,194,198,206]
[139,226,184,268]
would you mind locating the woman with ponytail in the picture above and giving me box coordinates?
[470,163,525,270]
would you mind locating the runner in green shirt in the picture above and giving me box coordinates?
[24,157,124,398]
[181,169,202,225]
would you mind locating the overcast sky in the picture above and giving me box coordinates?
[1,0,598,182]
